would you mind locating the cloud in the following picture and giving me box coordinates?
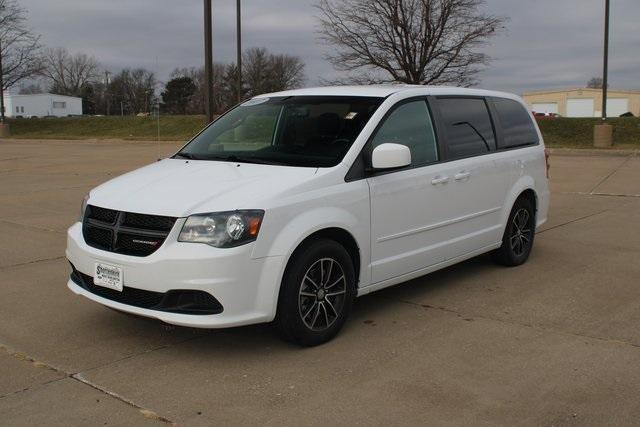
[18,0,639,93]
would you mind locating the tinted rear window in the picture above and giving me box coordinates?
[492,98,539,148]
[435,98,496,159]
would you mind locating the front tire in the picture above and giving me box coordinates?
[492,197,536,266]
[275,239,356,346]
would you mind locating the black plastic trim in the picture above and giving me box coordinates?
[70,264,224,316]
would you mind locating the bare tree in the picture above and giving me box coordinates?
[316,0,506,86]
[40,48,99,96]
[18,81,42,94]
[587,77,604,89]
[242,47,305,97]
[109,68,156,115]
[171,64,228,114]
[269,54,306,91]
[0,0,42,89]
[168,49,305,115]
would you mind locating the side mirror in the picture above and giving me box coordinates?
[371,143,411,170]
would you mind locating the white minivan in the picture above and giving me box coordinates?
[67,85,550,346]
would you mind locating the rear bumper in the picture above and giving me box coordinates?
[66,222,286,328]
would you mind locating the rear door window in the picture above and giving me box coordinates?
[435,98,496,159]
[492,98,539,149]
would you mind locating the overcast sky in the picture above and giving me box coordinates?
[19,0,640,94]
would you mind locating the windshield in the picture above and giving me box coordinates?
[176,96,383,167]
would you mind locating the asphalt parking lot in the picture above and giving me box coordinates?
[1,139,640,426]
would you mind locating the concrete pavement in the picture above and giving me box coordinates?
[1,139,639,425]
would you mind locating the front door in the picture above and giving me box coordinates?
[368,99,452,284]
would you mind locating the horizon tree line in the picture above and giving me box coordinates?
[14,46,306,116]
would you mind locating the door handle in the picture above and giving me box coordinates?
[431,175,450,185]
[454,171,471,181]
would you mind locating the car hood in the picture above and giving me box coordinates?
[88,159,319,217]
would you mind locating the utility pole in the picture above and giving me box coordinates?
[236,0,242,103]
[204,0,214,123]
[0,3,11,137]
[601,0,610,120]
[0,36,5,124]
[594,0,613,147]
[103,70,111,116]
[0,34,9,137]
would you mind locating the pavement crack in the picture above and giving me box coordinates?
[537,209,610,234]
[386,297,640,350]
[72,373,176,425]
[0,156,33,162]
[0,342,176,424]
[0,256,65,271]
[559,191,640,198]
[590,192,640,198]
[78,332,208,376]
[0,218,65,234]
[588,156,632,194]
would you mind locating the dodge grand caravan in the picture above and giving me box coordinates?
[67,85,550,346]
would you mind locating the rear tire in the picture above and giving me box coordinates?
[492,197,536,266]
[275,239,356,347]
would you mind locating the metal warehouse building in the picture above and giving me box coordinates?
[2,93,83,118]
[523,88,640,117]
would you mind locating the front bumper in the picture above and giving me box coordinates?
[66,222,285,328]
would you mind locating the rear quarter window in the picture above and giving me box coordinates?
[492,98,539,149]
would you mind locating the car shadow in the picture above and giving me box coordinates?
[93,253,497,354]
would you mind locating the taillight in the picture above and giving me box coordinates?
[544,148,550,178]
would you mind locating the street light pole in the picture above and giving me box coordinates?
[236,0,242,103]
[601,0,610,120]
[0,36,5,124]
[204,0,214,123]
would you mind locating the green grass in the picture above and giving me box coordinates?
[537,117,640,149]
[6,116,640,149]
[7,115,207,141]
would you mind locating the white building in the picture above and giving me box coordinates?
[2,93,83,118]
[523,88,640,118]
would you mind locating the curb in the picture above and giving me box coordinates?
[548,147,639,157]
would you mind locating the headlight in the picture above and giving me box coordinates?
[80,194,90,221]
[178,210,264,248]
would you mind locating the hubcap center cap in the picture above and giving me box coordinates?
[317,289,326,300]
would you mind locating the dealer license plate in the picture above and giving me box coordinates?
[94,262,123,292]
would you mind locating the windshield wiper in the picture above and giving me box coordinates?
[173,152,202,160]
[206,155,288,166]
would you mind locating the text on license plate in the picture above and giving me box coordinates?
[94,262,123,292]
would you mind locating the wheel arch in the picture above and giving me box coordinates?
[500,177,538,235]
[285,227,361,288]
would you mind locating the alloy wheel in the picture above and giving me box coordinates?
[298,258,347,331]
[510,208,533,257]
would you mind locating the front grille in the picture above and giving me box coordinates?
[83,205,177,257]
[84,226,112,250]
[69,266,223,315]
[89,206,118,224]
[122,212,176,231]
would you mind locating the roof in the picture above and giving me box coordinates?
[523,87,640,96]
[256,85,522,100]
[3,93,82,100]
